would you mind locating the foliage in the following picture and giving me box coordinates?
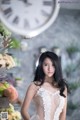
[8,37,21,49]
[0,22,22,84]
[0,22,20,51]
[69,82,80,90]
[0,22,11,37]
[65,63,77,77]
[68,102,79,110]
[15,78,22,81]
[66,45,80,57]
[0,82,10,96]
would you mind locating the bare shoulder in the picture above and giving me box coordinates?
[27,81,40,92]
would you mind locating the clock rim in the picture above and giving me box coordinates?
[0,0,60,38]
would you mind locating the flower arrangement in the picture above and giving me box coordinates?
[0,22,22,104]
[0,53,16,69]
[0,103,22,120]
[0,21,20,70]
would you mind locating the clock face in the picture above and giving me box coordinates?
[0,0,60,38]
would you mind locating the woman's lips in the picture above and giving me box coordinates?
[48,72,53,74]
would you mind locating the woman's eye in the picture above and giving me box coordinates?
[44,64,48,66]
[43,63,48,66]
[52,64,55,66]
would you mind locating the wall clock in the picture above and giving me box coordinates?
[0,0,60,38]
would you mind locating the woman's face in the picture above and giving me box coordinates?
[42,57,55,78]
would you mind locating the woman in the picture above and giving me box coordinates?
[21,51,69,120]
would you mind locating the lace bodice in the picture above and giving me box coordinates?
[31,86,65,120]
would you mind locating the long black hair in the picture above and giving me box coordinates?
[33,51,69,97]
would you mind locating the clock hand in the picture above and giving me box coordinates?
[24,0,28,3]
[21,0,32,6]
[21,0,28,4]
[18,0,28,3]
[27,2,32,6]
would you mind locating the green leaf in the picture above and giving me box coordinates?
[15,78,22,81]
[9,37,21,49]
[0,22,11,37]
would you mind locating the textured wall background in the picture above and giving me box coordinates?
[12,8,80,95]
[9,9,80,119]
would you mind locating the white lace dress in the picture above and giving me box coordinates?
[30,87,65,120]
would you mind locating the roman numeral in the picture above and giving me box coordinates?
[35,18,40,24]
[12,16,19,24]
[43,1,52,6]
[24,19,30,29]
[1,0,10,4]
[41,10,50,17]
[3,7,13,18]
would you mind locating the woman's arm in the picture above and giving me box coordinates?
[59,87,67,120]
[21,82,38,120]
